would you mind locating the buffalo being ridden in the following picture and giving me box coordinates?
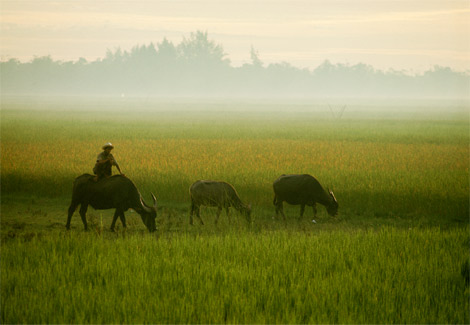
[66,174,157,232]
[273,174,338,220]
[189,180,251,225]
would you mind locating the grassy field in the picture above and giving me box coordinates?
[1,96,469,323]
[2,228,468,324]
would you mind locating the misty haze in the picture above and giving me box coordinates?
[1,31,468,99]
[1,1,469,324]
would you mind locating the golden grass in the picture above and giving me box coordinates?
[1,102,468,219]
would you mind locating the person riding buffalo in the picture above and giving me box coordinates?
[93,142,124,181]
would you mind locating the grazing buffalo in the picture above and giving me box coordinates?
[66,174,157,232]
[273,174,338,219]
[189,180,251,225]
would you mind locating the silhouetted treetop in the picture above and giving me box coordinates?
[1,30,468,98]
[178,31,230,68]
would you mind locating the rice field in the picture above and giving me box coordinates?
[2,98,468,219]
[2,228,469,324]
[1,97,469,323]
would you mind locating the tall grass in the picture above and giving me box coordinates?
[1,99,468,220]
[1,98,469,324]
[1,227,468,324]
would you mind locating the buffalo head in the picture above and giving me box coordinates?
[326,189,339,216]
[242,204,252,222]
[140,193,158,232]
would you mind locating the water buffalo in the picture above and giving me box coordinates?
[273,174,338,219]
[189,180,251,225]
[66,174,157,232]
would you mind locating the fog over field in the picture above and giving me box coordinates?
[1,30,469,99]
[2,0,469,99]
[1,2,469,324]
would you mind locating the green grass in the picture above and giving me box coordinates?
[1,97,469,323]
[2,227,469,324]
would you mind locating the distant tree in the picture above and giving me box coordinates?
[250,46,263,68]
[3,58,20,66]
[175,31,231,93]
[0,31,469,98]
[177,30,230,68]
[154,38,180,93]
[156,38,177,64]
[0,59,22,93]
[76,57,88,65]
[128,44,157,67]
[420,65,470,98]
[30,55,56,69]
[313,60,335,76]
[266,62,312,94]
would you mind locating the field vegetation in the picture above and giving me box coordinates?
[2,228,468,323]
[1,96,469,323]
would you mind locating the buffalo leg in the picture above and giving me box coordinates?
[300,204,306,218]
[275,201,286,220]
[119,211,127,228]
[79,204,89,231]
[195,205,204,225]
[225,207,231,224]
[312,203,317,218]
[110,209,122,231]
[190,202,196,225]
[190,203,204,225]
[215,207,222,224]
[66,202,79,230]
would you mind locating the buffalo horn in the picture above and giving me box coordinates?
[329,189,338,203]
[140,196,153,213]
[151,193,158,208]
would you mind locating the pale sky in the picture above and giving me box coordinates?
[1,0,469,72]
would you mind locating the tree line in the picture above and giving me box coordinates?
[1,31,469,98]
